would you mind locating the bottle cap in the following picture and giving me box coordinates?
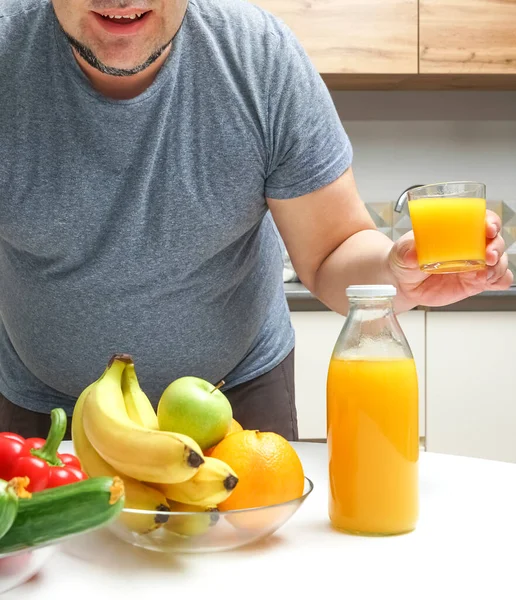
[346,285,397,298]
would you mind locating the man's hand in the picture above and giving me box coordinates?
[389,210,513,309]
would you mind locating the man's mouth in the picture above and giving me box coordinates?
[91,9,152,34]
[98,11,149,25]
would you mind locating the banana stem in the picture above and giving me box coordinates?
[211,380,225,394]
[108,353,134,367]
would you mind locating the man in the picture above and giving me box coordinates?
[0,0,511,441]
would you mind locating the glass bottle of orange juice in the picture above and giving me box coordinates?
[327,285,419,536]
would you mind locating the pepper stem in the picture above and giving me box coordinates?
[31,408,67,467]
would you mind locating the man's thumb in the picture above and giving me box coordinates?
[391,238,419,271]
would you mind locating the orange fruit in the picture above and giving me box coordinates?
[204,419,243,456]
[228,418,243,435]
[210,430,305,512]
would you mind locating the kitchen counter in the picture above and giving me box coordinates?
[285,281,516,311]
[6,442,516,599]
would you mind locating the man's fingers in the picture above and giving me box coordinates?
[486,233,505,267]
[489,268,513,290]
[486,210,501,239]
[487,252,510,285]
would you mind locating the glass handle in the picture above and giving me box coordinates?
[394,184,425,213]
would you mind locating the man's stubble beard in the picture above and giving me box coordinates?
[61,27,173,77]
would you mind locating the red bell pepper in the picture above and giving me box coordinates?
[0,408,88,492]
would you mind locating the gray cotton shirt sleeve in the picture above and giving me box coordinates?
[264,23,353,200]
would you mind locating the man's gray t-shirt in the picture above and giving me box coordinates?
[0,0,353,414]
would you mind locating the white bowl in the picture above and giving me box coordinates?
[0,546,56,594]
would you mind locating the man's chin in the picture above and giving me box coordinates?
[64,28,172,77]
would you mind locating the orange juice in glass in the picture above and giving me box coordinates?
[407,181,486,274]
[327,285,419,536]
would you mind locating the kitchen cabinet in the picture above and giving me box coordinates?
[248,0,516,89]
[420,0,516,74]
[426,312,516,463]
[289,311,343,440]
[249,0,418,74]
[290,310,426,440]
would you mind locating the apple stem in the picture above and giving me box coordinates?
[211,380,225,393]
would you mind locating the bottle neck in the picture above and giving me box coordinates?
[336,295,412,360]
[348,297,395,316]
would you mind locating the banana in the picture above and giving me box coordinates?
[72,379,171,535]
[165,501,219,537]
[115,480,170,535]
[122,362,159,430]
[155,456,239,507]
[81,354,205,484]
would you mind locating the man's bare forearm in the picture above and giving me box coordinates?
[309,229,416,315]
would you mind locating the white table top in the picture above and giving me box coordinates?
[4,442,516,599]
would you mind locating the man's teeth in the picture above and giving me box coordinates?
[102,13,143,20]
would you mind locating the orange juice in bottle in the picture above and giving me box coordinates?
[327,285,419,536]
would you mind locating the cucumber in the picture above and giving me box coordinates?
[0,476,125,555]
[0,479,23,540]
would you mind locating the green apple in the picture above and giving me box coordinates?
[157,376,233,450]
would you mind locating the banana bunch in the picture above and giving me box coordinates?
[72,369,170,535]
[80,355,204,484]
[71,354,239,536]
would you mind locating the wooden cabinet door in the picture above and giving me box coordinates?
[249,0,418,74]
[420,0,516,74]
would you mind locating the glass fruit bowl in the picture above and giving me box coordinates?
[108,476,314,554]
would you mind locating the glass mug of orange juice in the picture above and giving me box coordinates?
[327,285,419,536]
[407,181,486,274]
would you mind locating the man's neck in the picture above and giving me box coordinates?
[72,46,172,100]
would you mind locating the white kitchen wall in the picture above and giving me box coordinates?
[333,91,516,203]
